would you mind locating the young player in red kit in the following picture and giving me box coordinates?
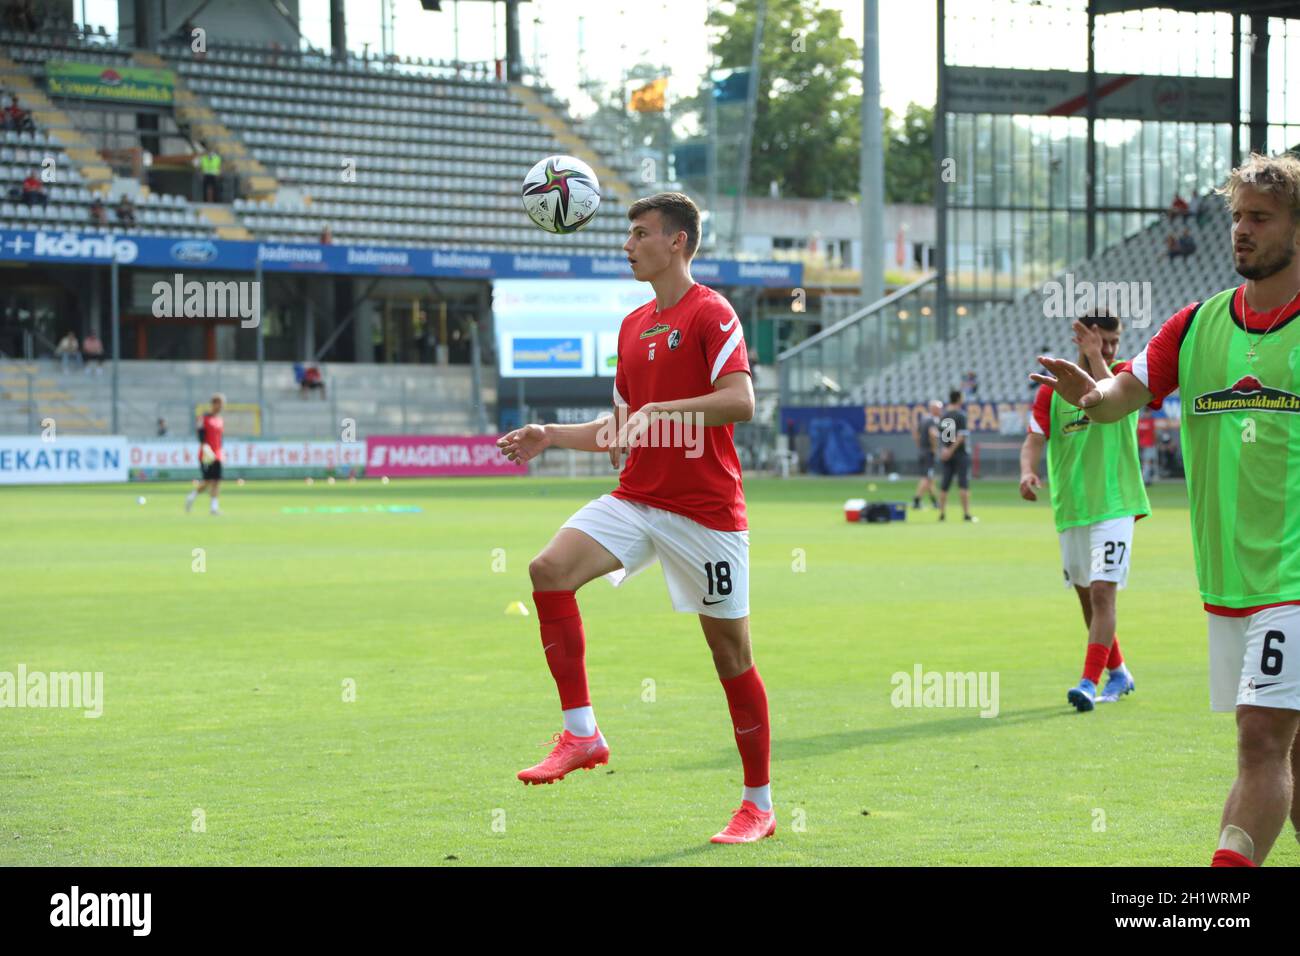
[186,392,225,515]
[497,192,773,844]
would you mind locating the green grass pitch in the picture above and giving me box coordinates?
[3,475,1295,866]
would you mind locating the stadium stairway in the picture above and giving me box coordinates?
[0,361,105,434]
[193,202,251,241]
[142,47,281,216]
[0,360,496,439]
[0,50,113,193]
[510,84,636,203]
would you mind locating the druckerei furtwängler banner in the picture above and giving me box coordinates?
[0,436,128,484]
[129,440,366,479]
[364,435,522,478]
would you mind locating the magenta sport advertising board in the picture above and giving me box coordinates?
[364,435,523,478]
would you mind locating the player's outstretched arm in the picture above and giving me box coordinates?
[1018,431,1046,501]
[1030,357,1152,423]
[497,415,618,464]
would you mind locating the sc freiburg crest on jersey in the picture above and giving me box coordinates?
[611,283,750,531]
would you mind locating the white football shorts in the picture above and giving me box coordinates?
[1207,603,1300,712]
[1059,515,1135,589]
[562,494,750,619]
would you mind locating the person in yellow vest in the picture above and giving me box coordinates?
[198,146,222,202]
[1033,152,1300,867]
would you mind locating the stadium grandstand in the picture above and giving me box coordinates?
[0,0,1298,481]
[0,0,806,477]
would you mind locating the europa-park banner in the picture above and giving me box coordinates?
[46,61,175,105]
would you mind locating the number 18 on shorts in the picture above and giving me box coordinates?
[562,494,750,618]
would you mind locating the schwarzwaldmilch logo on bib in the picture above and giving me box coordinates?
[1193,375,1300,414]
[1062,414,1091,434]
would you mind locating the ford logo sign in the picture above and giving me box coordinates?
[171,240,218,263]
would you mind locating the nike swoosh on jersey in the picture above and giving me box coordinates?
[719,316,738,332]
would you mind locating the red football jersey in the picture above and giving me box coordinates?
[610,283,750,531]
[200,414,224,461]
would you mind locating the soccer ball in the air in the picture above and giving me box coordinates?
[520,155,601,234]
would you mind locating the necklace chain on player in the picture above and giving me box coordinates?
[1244,284,1300,361]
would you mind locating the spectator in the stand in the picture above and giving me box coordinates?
[961,369,979,396]
[1165,232,1182,261]
[157,417,168,437]
[115,194,136,227]
[1168,193,1189,221]
[81,331,104,375]
[300,364,326,399]
[89,196,107,226]
[1177,227,1197,258]
[21,168,47,206]
[4,94,34,132]
[198,146,222,203]
[319,224,333,245]
[55,331,80,373]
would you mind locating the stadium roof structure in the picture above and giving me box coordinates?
[1093,1,1300,15]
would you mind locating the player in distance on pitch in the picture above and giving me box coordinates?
[1020,313,1149,712]
[185,393,225,516]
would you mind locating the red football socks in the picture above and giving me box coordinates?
[1107,635,1124,670]
[1082,642,1111,685]
[1211,849,1256,867]
[532,590,590,711]
[720,666,770,788]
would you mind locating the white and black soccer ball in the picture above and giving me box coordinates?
[520,155,601,234]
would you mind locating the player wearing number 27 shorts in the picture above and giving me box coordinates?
[496,193,773,844]
[1021,313,1151,712]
